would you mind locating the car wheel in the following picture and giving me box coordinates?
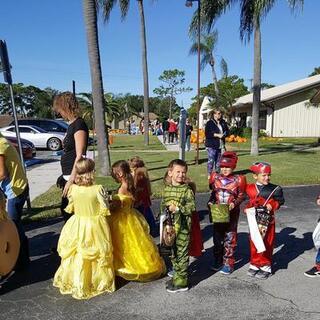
[47,137,62,151]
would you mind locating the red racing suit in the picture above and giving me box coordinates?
[245,183,285,268]
[209,172,247,268]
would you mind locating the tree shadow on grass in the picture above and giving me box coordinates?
[111,145,135,149]
[22,204,61,226]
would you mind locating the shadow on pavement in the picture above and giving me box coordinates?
[273,227,314,272]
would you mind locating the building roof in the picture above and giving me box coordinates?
[234,74,320,107]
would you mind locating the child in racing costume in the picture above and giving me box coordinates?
[208,152,246,274]
[245,162,284,280]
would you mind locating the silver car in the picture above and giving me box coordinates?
[0,125,65,151]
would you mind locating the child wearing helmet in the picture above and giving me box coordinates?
[245,162,285,280]
[208,152,246,274]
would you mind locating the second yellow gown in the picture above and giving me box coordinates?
[109,194,165,281]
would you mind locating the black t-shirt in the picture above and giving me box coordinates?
[186,124,193,137]
[61,118,88,175]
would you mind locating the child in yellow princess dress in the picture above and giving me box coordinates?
[109,160,165,282]
[53,158,115,299]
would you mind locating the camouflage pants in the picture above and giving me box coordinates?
[172,215,191,287]
[213,209,239,268]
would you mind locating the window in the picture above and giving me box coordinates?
[259,110,267,130]
[7,127,16,132]
[43,121,65,132]
[238,112,247,128]
[19,127,35,133]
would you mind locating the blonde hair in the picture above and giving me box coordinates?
[53,92,81,119]
[75,158,95,186]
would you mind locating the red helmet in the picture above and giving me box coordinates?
[249,161,271,174]
[219,152,238,169]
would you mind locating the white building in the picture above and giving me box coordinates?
[199,96,213,129]
[233,75,320,137]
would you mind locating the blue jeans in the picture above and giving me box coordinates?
[206,147,222,175]
[186,135,191,151]
[7,187,30,268]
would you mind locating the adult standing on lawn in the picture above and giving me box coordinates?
[185,118,193,152]
[0,133,30,271]
[53,92,89,222]
[205,109,229,178]
[162,118,169,144]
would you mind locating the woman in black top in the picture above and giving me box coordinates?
[53,92,88,221]
[204,109,229,177]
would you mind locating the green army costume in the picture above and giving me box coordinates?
[161,184,196,288]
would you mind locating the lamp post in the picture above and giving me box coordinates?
[186,0,201,164]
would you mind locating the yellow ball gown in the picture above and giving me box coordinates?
[109,194,165,281]
[53,184,115,299]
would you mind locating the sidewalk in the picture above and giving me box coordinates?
[26,160,61,201]
[157,135,194,152]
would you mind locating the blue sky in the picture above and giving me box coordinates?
[0,0,318,108]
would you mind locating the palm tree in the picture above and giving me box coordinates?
[189,30,228,96]
[82,0,111,175]
[239,0,304,156]
[192,0,303,156]
[99,0,150,145]
[78,92,123,126]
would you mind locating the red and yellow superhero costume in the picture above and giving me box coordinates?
[245,162,284,271]
[208,152,246,269]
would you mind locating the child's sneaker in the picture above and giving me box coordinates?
[210,261,223,271]
[247,268,259,277]
[304,266,320,278]
[219,265,233,275]
[167,270,174,278]
[255,269,271,280]
[166,282,188,293]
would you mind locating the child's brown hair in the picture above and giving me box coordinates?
[111,160,136,198]
[75,158,95,186]
[129,156,151,196]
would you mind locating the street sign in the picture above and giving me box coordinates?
[0,40,12,84]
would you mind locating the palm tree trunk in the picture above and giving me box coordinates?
[83,0,111,175]
[211,60,220,96]
[251,20,261,156]
[137,0,149,145]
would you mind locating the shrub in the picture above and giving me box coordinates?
[229,126,244,137]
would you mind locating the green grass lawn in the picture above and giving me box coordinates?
[24,135,320,223]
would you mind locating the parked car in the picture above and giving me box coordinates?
[5,136,36,159]
[0,125,65,151]
[10,119,67,133]
[11,119,96,145]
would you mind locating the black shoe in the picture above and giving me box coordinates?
[247,268,259,277]
[0,271,15,288]
[50,247,58,254]
[304,266,320,278]
[255,270,271,280]
[165,279,173,288]
[210,262,223,271]
[166,282,188,293]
